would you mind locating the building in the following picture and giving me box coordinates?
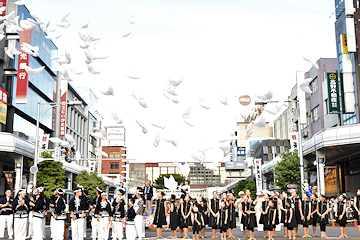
[101,126,126,179]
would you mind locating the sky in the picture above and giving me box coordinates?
[25,0,337,163]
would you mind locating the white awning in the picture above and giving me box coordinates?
[0,132,35,158]
[262,156,282,174]
[302,123,360,156]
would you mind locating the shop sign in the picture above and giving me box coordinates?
[254,158,263,194]
[327,73,340,113]
[0,87,8,124]
[15,30,31,104]
[289,132,299,153]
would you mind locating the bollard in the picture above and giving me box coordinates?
[354,219,358,227]
[331,220,336,227]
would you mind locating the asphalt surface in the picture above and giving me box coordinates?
[2,224,360,240]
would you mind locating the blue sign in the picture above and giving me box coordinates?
[30,166,38,174]
[230,142,233,162]
[237,147,246,156]
[306,188,313,196]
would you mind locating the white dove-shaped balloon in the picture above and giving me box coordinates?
[24,66,45,77]
[168,78,182,87]
[303,57,319,70]
[199,99,210,110]
[101,85,114,96]
[255,90,273,100]
[246,122,253,136]
[111,112,123,124]
[300,78,313,94]
[206,160,219,171]
[219,145,231,157]
[191,150,206,163]
[220,95,228,105]
[153,133,161,147]
[253,113,266,128]
[264,102,283,115]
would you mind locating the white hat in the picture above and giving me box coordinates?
[74,187,81,193]
[37,187,44,193]
[19,189,26,194]
[128,199,133,205]
[101,192,107,196]
[137,191,144,195]
[57,188,64,195]
[238,191,244,196]
[77,184,84,190]
[96,187,103,193]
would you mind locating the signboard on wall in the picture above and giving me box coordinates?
[15,30,31,104]
[289,132,299,153]
[59,77,67,137]
[0,88,8,124]
[102,126,126,146]
[327,73,340,113]
[254,158,263,195]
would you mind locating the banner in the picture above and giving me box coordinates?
[15,30,31,104]
[254,158,263,194]
[0,88,8,124]
[237,147,246,156]
[39,134,50,149]
[59,76,67,137]
[327,73,340,113]
[3,171,13,187]
[0,0,6,17]
[289,132,299,153]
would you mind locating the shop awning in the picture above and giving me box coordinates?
[302,123,360,156]
[0,132,35,158]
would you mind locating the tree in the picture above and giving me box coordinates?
[153,173,186,189]
[273,150,301,194]
[35,160,66,199]
[234,179,256,198]
[74,171,106,200]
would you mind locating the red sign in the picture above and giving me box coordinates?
[0,87,7,105]
[59,78,67,137]
[16,30,31,104]
[0,0,6,17]
[239,95,251,106]
[3,171,13,187]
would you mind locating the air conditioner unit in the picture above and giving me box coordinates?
[302,131,308,138]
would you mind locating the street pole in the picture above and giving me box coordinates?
[33,100,41,187]
[296,100,306,196]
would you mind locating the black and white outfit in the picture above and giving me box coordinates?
[356,195,360,225]
[311,200,318,226]
[209,198,219,229]
[95,198,112,240]
[0,195,14,239]
[13,195,29,240]
[240,201,247,226]
[301,200,310,227]
[336,200,347,227]
[112,199,125,240]
[286,206,297,231]
[134,196,145,239]
[69,196,86,240]
[293,197,301,227]
[32,195,46,240]
[197,202,206,229]
[317,201,328,232]
[179,200,191,228]
[227,199,237,229]
[169,200,178,231]
[91,195,101,240]
[218,207,228,233]
[246,203,257,231]
[126,205,136,240]
[53,194,67,240]
[153,198,167,228]
[270,197,279,225]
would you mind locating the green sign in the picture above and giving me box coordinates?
[327,73,340,113]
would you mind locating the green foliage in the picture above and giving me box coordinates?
[273,150,301,195]
[234,179,256,198]
[153,173,186,189]
[74,171,105,200]
[36,160,66,199]
[41,151,53,158]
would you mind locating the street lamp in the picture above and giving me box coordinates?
[255,99,306,196]
[33,100,82,186]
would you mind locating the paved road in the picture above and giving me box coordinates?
[2,224,360,240]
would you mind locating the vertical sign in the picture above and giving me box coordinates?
[59,77,67,137]
[254,158,263,194]
[0,88,8,124]
[39,134,50,149]
[237,147,246,156]
[230,142,233,162]
[327,73,340,113]
[341,34,349,54]
[0,0,6,17]
[16,30,31,104]
[54,146,60,161]
[289,132,299,153]
[3,171,13,187]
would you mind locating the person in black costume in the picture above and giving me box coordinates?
[280,192,289,238]
[316,194,329,239]
[169,194,178,239]
[217,201,228,240]
[291,190,301,237]
[112,196,125,240]
[239,194,249,238]
[246,197,257,240]
[195,196,207,239]
[260,193,270,238]
[13,189,29,240]
[300,194,311,238]
[30,187,46,240]
[126,199,137,240]
[285,198,296,240]
[192,205,204,240]
[310,193,319,237]
[208,191,219,239]
[227,192,237,239]
[180,194,192,239]
[153,192,167,239]
[264,200,277,240]
[53,188,67,240]
[354,189,360,236]
[336,194,347,238]
[90,187,102,240]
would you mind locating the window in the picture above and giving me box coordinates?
[109,152,120,159]
[312,105,319,122]
[311,77,318,93]
[109,162,119,169]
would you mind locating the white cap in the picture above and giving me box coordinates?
[101,192,107,196]
[38,187,44,193]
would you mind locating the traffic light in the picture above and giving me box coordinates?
[65,147,71,162]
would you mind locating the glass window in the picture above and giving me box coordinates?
[109,152,120,159]
[312,105,319,122]
[109,162,119,169]
[311,77,318,93]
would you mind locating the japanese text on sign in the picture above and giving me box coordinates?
[254,158,263,195]
[290,132,299,153]
[327,73,340,113]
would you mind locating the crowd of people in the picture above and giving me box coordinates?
[1,181,360,240]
